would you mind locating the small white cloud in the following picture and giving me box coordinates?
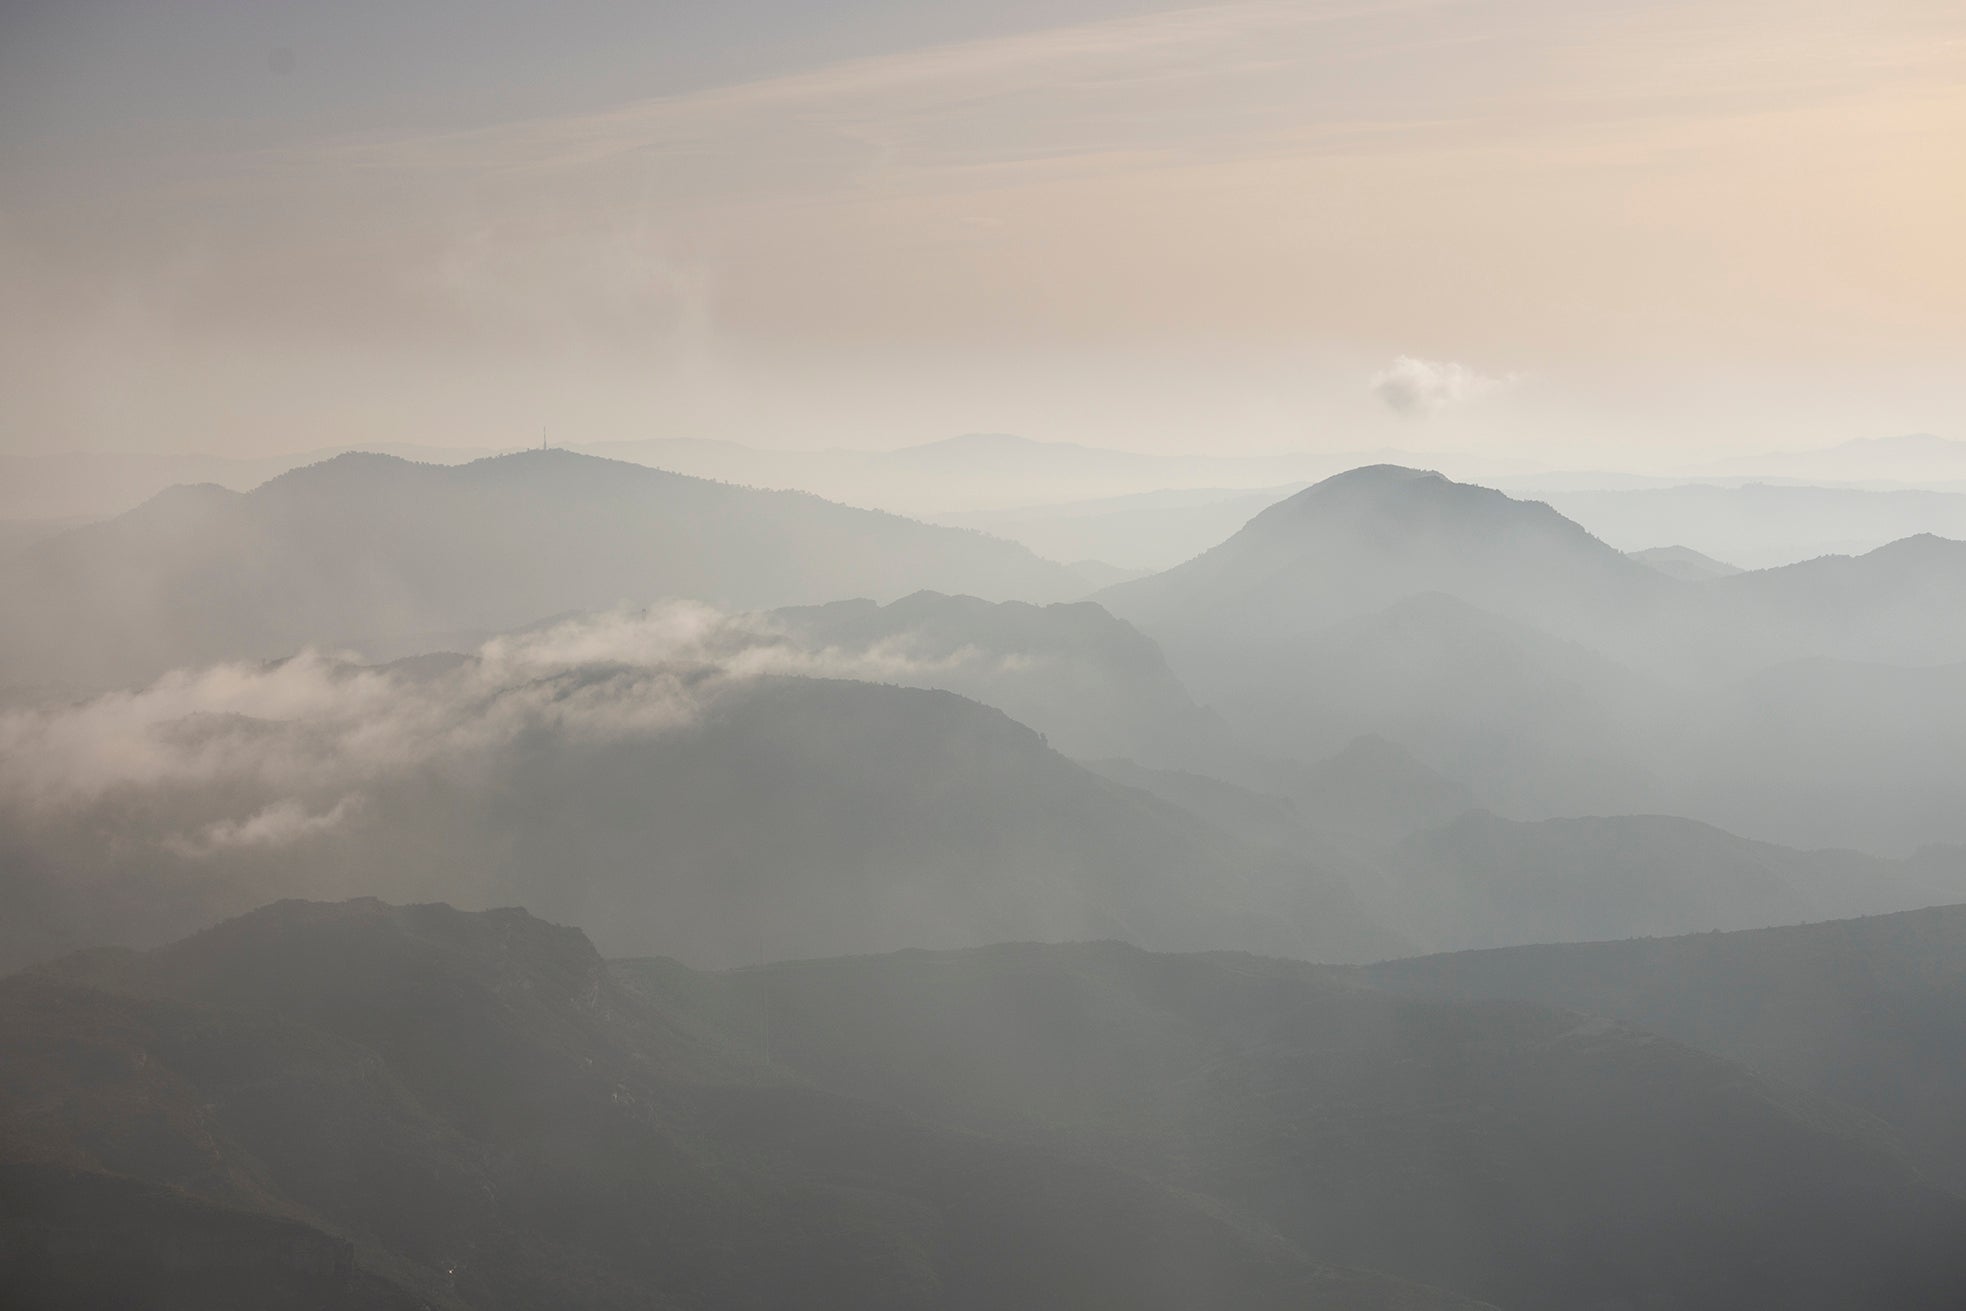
[1371,356,1516,416]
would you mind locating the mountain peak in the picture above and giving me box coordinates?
[1114,463,1642,594]
[1869,531,1962,557]
[1630,544,1743,581]
[55,897,637,1058]
[258,449,418,487]
[1240,464,1534,535]
[1095,465,1661,743]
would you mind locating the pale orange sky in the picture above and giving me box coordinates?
[3,0,1963,464]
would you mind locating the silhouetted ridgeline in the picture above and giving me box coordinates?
[1,899,1493,1311]
[0,450,1080,692]
[0,672,1394,971]
[10,898,1966,1308]
[1368,902,1966,1192]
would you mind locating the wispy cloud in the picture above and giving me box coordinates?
[0,603,1049,851]
[1371,356,1517,416]
[167,796,364,857]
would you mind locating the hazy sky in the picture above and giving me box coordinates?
[3,0,1962,463]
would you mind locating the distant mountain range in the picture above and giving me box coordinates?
[926,438,1966,572]
[938,483,1307,569]
[1085,465,1966,844]
[1100,465,1668,655]
[0,450,1081,692]
[0,670,1396,972]
[1628,543,1741,580]
[1707,432,1966,485]
[10,616,1962,975]
[1540,481,1966,568]
[12,433,1962,582]
[11,455,1966,980]
[0,433,1533,525]
[947,479,1966,575]
[1094,467,1672,781]
[0,442,502,524]
[1098,466,1966,681]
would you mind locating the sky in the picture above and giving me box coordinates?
[2,0,1963,465]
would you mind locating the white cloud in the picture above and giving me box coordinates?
[0,602,1052,852]
[1370,356,1517,416]
[167,797,363,857]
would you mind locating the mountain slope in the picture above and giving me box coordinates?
[1100,465,1669,661]
[615,938,1966,1311]
[767,590,1235,766]
[0,672,1399,971]
[1113,587,1667,818]
[0,1161,427,1311]
[937,484,1302,571]
[1086,735,1475,863]
[579,433,1519,516]
[1368,904,1966,1191]
[1685,533,1966,670]
[1093,468,1678,813]
[1629,543,1742,580]
[1375,811,1966,953]
[4,899,1476,1311]
[0,449,1080,691]
[1665,656,1966,853]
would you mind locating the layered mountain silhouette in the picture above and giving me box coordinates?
[0,450,1080,691]
[1709,432,1966,485]
[1684,532,1966,671]
[0,673,1398,972]
[1100,465,1666,660]
[1551,482,1966,568]
[1091,465,1966,843]
[937,483,1305,571]
[1629,543,1742,580]
[1371,811,1966,953]
[579,432,1513,516]
[1103,464,1966,680]
[4,899,1476,1310]
[1369,903,1966,1192]
[1088,733,1476,856]
[1665,656,1966,852]
[14,633,1966,973]
[616,931,1966,1311]
[12,897,1966,1310]
[1095,468,1676,806]
[767,590,1235,766]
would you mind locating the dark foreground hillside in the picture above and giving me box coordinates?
[620,938,1966,1310]
[1368,902,1966,1192]
[12,898,1966,1309]
[0,899,1484,1311]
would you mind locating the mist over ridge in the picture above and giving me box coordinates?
[8,462,1966,984]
